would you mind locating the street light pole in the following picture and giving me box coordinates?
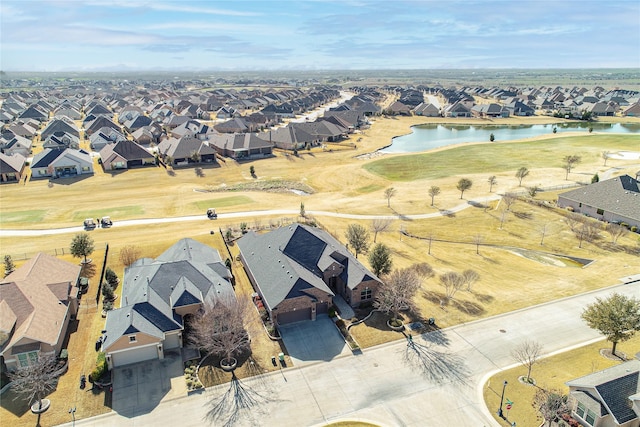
[497,380,508,418]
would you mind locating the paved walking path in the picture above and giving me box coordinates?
[0,195,501,237]
[63,278,640,427]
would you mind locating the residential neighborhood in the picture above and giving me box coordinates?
[1,72,639,427]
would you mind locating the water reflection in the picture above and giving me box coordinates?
[382,123,640,153]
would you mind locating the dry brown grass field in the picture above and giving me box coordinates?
[1,114,639,424]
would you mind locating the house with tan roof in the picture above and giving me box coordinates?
[0,253,81,370]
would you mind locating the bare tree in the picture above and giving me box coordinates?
[515,167,530,186]
[488,175,497,193]
[499,209,508,230]
[189,294,253,365]
[371,218,392,243]
[473,234,484,255]
[426,232,435,255]
[537,223,551,245]
[8,354,60,413]
[119,245,141,267]
[562,155,581,180]
[439,271,465,302]
[605,223,629,244]
[533,389,569,427]
[602,150,610,166]
[462,269,480,292]
[502,193,517,211]
[374,268,422,322]
[384,187,397,208]
[576,221,601,248]
[511,340,543,382]
[410,262,434,280]
[427,185,440,206]
[345,223,370,258]
[456,178,473,199]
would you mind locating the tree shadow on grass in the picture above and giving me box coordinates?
[204,370,282,427]
[401,341,469,386]
[512,211,533,220]
[450,299,486,316]
[80,262,97,279]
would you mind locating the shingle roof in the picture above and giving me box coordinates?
[238,224,379,311]
[103,239,233,350]
[0,253,79,355]
[0,152,26,174]
[567,359,640,425]
[558,175,640,221]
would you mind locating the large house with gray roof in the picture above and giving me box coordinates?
[557,175,640,228]
[566,358,640,427]
[237,224,382,325]
[102,238,233,368]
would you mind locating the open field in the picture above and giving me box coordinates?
[1,114,639,424]
[483,335,640,427]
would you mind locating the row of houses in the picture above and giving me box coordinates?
[383,85,640,118]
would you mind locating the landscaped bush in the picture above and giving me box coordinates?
[59,349,68,361]
[102,282,114,300]
[335,319,346,329]
[328,307,337,318]
[105,267,119,288]
[631,226,638,233]
[621,222,629,229]
[89,352,108,383]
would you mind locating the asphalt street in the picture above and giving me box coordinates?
[64,277,640,427]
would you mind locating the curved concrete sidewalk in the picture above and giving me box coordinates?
[0,195,501,237]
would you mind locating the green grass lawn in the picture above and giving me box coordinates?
[0,209,47,224]
[192,195,255,210]
[72,205,145,221]
[364,134,640,181]
[484,336,640,427]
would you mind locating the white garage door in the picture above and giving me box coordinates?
[111,344,158,367]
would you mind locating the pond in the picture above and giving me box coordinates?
[381,122,640,153]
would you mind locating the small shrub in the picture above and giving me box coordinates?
[389,318,403,328]
[328,307,337,318]
[105,267,119,288]
[335,319,346,329]
[103,300,114,311]
[631,226,638,233]
[59,349,69,360]
[621,222,629,229]
[89,352,107,382]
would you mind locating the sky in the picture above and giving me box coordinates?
[1,0,639,72]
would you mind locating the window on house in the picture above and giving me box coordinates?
[596,208,604,215]
[82,166,90,171]
[17,351,39,367]
[585,409,596,426]
[576,402,585,418]
[360,287,372,300]
[129,335,137,343]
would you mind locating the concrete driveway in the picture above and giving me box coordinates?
[279,315,352,366]
[111,350,184,417]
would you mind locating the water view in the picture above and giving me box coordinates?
[381,122,640,153]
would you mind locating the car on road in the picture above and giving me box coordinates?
[207,208,217,219]
[83,218,96,230]
[101,216,113,228]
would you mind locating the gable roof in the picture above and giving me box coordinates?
[100,139,151,161]
[0,253,80,355]
[0,152,26,174]
[237,224,379,311]
[157,136,216,159]
[558,174,640,221]
[103,239,232,350]
[567,359,640,425]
